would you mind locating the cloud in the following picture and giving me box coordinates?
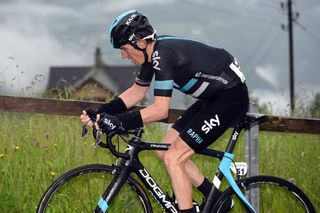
[85,0,173,14]
[311,4,320,17]
[0,1,81,20]
[251,89,291,115]
[0,16,90,96]
[0,0,319,113]
[255,65,280,89]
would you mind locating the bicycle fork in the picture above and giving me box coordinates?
[94,166,131,213]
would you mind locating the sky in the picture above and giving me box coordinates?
[0,0,319,115]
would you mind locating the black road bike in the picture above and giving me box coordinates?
[36,113,315,213]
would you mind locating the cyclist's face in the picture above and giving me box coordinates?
[120,44,144,65]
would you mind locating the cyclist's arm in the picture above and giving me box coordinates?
[140,96,170,123]
[119,83,149,109]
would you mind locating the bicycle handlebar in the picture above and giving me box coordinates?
[82,110,144,160]
[106,131,131,159]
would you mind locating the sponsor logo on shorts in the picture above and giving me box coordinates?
[187,128,203,144]
[201,114,220,134]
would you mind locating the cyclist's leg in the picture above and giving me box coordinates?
[174,84,249,211]
[156,127,205,187]
[163,136,196,211]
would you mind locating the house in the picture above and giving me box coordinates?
[46,48,140,102]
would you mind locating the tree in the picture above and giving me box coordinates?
[249,94,270,114]
[309,93,320,118]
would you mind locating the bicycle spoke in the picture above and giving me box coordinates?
[215,176,315,213]
[37,165,151,213]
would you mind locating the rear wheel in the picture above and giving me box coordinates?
[36,164,152,213]
[214,175,315,213]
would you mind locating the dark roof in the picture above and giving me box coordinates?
[47,66,92,89]
[47,65,139,94]
[103,65,139,92]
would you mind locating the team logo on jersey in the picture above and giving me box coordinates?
[201,114,220,134]
[195,72,228,85]
[152,51,161,71]
[195,72,202,77]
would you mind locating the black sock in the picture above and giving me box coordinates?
[179,207,196,213]
[197,177,213,197]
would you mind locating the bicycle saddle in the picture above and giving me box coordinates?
[241,113,269,129]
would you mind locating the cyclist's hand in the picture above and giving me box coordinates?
[80,108,98,127]
[96,113,123,134]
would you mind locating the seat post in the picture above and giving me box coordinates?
[225,124,244,153]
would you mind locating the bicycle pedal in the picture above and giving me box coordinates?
[167,192,200,212]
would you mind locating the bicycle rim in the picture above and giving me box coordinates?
[36,164,152,213]
[214,175,315,213]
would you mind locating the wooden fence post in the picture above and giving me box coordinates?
[245,104,260,210]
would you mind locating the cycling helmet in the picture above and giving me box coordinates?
[109,10,156,49]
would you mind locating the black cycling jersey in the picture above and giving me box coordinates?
[135,35,246,99]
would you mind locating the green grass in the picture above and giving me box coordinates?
[0,112,319,212]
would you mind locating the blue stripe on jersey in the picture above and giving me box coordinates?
[154,80,174,90]
[157,36,185,41]
[157,36,211,47]
[180,78,198,92]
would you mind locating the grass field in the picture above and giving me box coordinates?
[0,112,319,212]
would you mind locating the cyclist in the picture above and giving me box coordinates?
[81,10,249,213]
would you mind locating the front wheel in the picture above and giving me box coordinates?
[36,164,152,213]
[214,175,315,213]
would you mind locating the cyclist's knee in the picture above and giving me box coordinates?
[163,140,194,172]
[163,151,179,170]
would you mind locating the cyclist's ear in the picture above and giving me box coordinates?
[137,39,147,49]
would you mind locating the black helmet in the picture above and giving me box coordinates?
[109,10,156,49]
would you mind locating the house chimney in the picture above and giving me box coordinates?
[95,47,105,68]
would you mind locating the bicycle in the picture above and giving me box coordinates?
[36,113,315,213]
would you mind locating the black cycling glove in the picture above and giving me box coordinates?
[97,113,123,134]
[84,97,127,122]
[97,111,143,134]
[97,97,127,114]
[84,108,98,120]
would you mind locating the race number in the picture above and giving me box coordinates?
[230,162,248,176]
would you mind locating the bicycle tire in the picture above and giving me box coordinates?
[213,175,315,213]
[36,164,153,213]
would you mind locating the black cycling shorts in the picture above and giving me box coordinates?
[172,83,249,152]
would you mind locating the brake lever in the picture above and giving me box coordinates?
[81,108,97,139]
[93,129,103,149]
[81,125,88,138]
